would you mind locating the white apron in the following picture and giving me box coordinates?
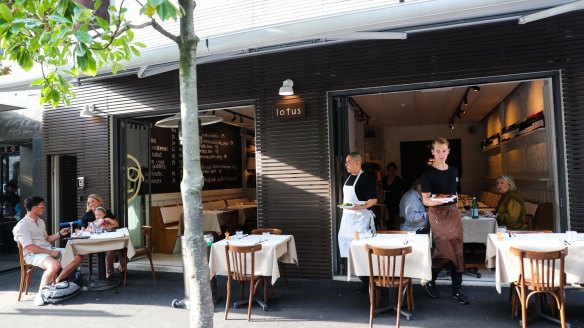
[338,171,375,258]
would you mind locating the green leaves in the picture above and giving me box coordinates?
[1,0,182,107]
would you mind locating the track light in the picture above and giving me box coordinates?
[231,113,237,122]
[471,86,481,92]
[239,115,244,124]
[463,97,468,106]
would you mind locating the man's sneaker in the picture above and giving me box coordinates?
[452,289,470,305]
[424,281,440,298]
[34,292,45,306]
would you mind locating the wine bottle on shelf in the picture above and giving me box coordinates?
[471,197,479,219]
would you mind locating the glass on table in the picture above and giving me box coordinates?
[496,226,507,241]
[566,230,577,242]
[262,231,270,236]
[235,230,243,238]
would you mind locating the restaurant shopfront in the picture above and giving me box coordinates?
[38,10,583,278]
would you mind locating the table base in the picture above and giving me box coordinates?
[82,277,121,292]
[374,305,413,321]
[234,298,268,311]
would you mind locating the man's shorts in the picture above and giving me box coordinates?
[24,248,65,268]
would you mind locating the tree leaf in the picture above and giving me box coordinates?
[76,30,92,44]
[48,15,72,24]
[0,3,13,22]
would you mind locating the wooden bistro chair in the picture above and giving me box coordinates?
[251,228,287,287]
[17,242,36,302]
[510,246,568,328]
[224,244,268,321]
[126,225,156,285]
[365,244,414,328]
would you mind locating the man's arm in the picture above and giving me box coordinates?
[422,192,444,207]
[402,193,426,224]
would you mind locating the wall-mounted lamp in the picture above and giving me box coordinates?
[79,104,95,117]
[279,79,294,96]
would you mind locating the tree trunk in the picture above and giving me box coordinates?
[178,1,214,327]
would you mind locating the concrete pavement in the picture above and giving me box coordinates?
[1,269,583,327]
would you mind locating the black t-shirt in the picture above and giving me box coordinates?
[81,209,117,228]
[421,166,459,205]
[345,171,377,201]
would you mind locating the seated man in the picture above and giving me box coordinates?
[399,178,429,234]
[13,196,83,306]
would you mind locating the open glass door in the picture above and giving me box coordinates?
[117,119,151,247]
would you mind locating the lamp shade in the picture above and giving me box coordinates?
[279,79,294,95]
[79,104,95,117]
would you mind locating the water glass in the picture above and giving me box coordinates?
[566,230,577,242]
[262,231,270,237]
[496,226,507,241]
[235,230,243,238]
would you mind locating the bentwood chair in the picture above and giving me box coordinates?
[224,244,268,321]
[17,242,36,301]
[510,246,568,328]
[126,226,156,285]
[365,244,414,328]
[251,228,287,287]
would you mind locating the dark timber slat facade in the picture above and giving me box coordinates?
[42,12,584,278]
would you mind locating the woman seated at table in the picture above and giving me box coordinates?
[494,175,526,230]
[81,194,123,278]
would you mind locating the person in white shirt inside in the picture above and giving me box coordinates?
[13,196,83,306]
[399,178,429,234]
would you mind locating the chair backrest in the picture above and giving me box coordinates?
[159,205,183,226]
[479,191,488,203]
[142,226,153,253]
[251,228,282,235]
[17,242,31,271]
[376,230,408,234]
[225,244,262,282]
[484,192,500,208]
[365,244,412,287]
[508,230,553,234]
[226,198,250,206]
[510,246,567,291]
[202,200,227,210]
[524,202,539,217]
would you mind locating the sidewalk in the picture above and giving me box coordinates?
[1,269,582,328]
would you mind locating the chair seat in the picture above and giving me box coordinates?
[372,276,412,288]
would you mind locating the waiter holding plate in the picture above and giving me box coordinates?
[338,152,378,258]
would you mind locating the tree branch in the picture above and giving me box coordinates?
[151,19,180,44]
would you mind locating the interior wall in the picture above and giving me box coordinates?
[483,80,554,203]
[382,122,487,195]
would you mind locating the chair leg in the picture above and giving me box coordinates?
[396,282,403,328]
[18,269,25,302]
[147,253,157,282]
[369,284,375,328]
[225,278,232,320]
[560,301,566,328]
[25,270,32,295]
[247,278,254,321]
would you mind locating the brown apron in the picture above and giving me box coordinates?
[428,204,464,273]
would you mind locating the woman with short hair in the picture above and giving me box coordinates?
[495,175,526,230]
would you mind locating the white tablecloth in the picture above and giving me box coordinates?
[209,234,298,285]
[347,234,432,281]
[485,233,584,293]
[201,211,223,234]
[61,228,136,267]
[461,216,497,244]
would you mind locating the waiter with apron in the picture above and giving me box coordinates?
[421,137,469,305]
[338,152,377,258]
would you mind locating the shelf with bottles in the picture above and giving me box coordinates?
[481,111,545,152]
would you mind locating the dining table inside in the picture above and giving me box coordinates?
[61,227,135,291]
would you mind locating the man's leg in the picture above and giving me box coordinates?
[450,269,469,305]
[33,256,61,306]
[56,255,83,283]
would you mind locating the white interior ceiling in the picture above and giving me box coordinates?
[351,82,519,129]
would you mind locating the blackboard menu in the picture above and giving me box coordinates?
[200,123,242,190]
[144,118,242,193]
[146,117,182,194]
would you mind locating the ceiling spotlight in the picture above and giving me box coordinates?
[463,97,468,106]
[449,124,454,130]
[471,86,481,92]
[279,79,294,96]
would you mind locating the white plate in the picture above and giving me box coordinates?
[431,196,455,203]
[337,204,355,209]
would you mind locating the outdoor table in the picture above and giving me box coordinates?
[209,234,298,285]
[62,228,136,291]
[461,215,497,244]
[485,232,584,293]
[347,233,432,281]
[201,210,224,234]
